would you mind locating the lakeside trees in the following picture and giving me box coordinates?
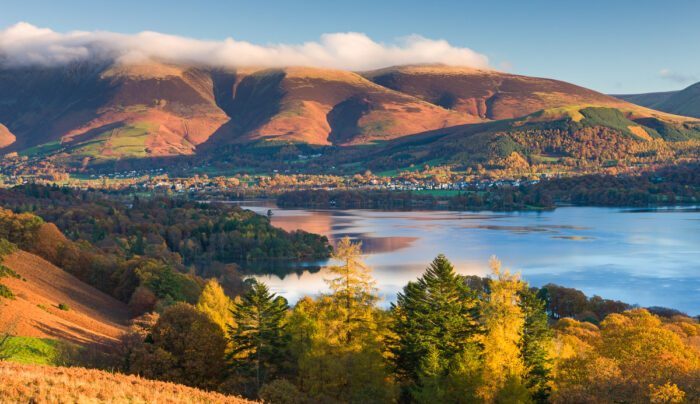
[1,225,695,402]
[113,242,700,402]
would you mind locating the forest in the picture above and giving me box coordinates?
[0,189,697,402]
[56,238,697,404]
[0,185,330,314]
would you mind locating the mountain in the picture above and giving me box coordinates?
[0,61,698,172]
[361,65,631,120]
[0,62,476,160]
[326,104,700,172]
[0,249,129,345]
[615,82,700,119]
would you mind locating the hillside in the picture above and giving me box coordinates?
[336,105,700,172]
[615,82,700,119]
[362,65,635,120]
[0,250,129,345]
[0,62,475,159]
[0,61,698,173]
[0,361,255,403]
[0,123,14,149]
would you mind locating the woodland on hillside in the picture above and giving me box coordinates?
[0,185,330,316]
[54,239,700,403]
[0,186,697,403]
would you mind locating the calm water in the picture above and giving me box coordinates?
[236,202,700,315]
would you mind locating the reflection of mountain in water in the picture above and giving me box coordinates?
[333,234,419,255]
[269,210,337,235]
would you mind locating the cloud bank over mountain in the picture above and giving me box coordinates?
[0,22,489,70]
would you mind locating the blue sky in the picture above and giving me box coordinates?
[1,0,698,94]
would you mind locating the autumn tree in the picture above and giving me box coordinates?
[552,309,700,403]
[388,254,482,403]
[196,279,235,337]
[228,281,289,398]
[286,239,393,403]
[128,303,227,390]
[479,256,529,402]
[325,237,378,343]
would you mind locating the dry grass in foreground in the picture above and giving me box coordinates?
[0,361,256,403]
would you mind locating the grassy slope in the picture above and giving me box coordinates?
[347,105,700,171]
[0,361,256,403]
[0,250,129,345]
[2,336,72,365]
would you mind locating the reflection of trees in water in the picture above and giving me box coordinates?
[241,260,323,279]
[332,233,418,255]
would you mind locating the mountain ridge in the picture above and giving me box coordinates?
[0,61,698,172]
[615,81,700,119]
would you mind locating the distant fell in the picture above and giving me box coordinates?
[615,81,700,119]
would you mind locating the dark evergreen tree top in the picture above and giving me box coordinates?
[388,254,481,384]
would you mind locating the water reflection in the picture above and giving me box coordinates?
[235,201,700,315]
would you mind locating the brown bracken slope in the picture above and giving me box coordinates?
[0,250,129,345]
[362,64,652,120]
[0,361,256,403]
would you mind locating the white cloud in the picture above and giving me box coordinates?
[0,22,489,70]
[658,68,697,84]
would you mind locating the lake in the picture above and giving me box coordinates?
[236,202,700,315]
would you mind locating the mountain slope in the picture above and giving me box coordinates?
[0,62,230,163]
[341,105,700,172]
[0,362,255,403]
[0,123,14,149]
[1,61,698,171]
[615,82,700,119]
[362,65,638,120]
[204,66,477,146]
[0,250,129,345]
[612,91,677,110]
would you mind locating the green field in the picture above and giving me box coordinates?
[2,336,72,365]
[70,122,157,160]
[412,189,463,197]
[19,140,63,157]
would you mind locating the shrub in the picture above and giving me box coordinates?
[0,284,15,299]
[128,286,158,316]
[259,379,310,404]
[58,303,70,311]
[127,303,227,390]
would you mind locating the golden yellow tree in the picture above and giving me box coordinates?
[196,279,235,336]
[325,237,378,343]
[286,238,393,402]
[479,256,528,402]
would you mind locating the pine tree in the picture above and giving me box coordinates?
[388,254,481,402]
[519,287,553,403]
[228,281,289,397]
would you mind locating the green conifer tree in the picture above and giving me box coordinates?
[228,281,289,397]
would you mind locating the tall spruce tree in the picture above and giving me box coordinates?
[388,254,482,403]
[519,287,554,403]
[228,281,289,397]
